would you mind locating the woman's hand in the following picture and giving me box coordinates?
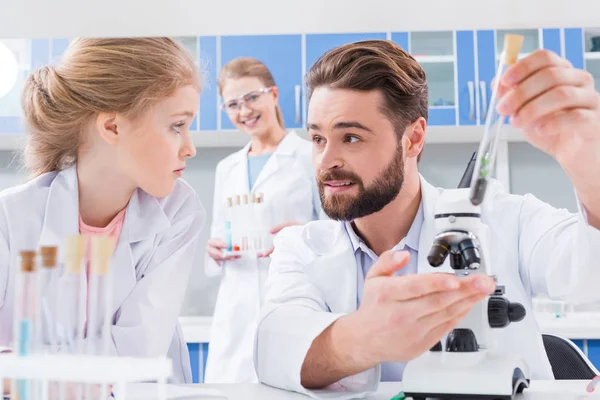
[258,221,304,257]
[207,238,240,263]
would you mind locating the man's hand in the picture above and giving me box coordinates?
[301,250,495,389]
[349,250,495,364]
[496,49,600,226]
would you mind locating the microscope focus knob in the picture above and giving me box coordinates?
[445,329,478,352]
[488,297,527,328]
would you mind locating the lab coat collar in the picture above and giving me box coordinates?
[305,221,358,314]
[38,164,171,246]
[344,198,424,258]
[230,130,302,192]
[304,175,445,313]
[38,164,142,314]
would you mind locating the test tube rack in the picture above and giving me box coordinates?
[0,353,172,400]
[222,192,273,259]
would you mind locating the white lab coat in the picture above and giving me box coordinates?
[0,165,205,383]
[204,131,323,383]
[255,175,600,399]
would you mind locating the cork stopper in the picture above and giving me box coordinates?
[90,236,115,275]
[256,192,264,203]
[20,250,36,272]
[226,197,232,207]
[242,194,248,205]
[502,34,524,65]
[40,246,58,268]
[65,235,86,274]
[250,193,256,203]
[234,195,240,206]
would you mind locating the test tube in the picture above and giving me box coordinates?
[61,237,86,400]
[249,193,257,251]
[86,235,115,355]
[87,236,115,400]
[242,194,249,251]
[61,236,86,354]
[255,193,266,251]
[12,250,37,400]
[39,246,58,353]
[470,34,524,205]
[225,197,233,252]
[232,195,241,251]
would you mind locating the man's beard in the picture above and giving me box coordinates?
[318,146,405,221]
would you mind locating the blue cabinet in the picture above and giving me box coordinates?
[570,339,600,371]
[588,340,600,371]
[456,31,476,127]
[305,33,387,69]
[0,28,595,139]
[564,28,600,92]
[219,35,303,130]
[187,342,209,383]
[199,36,218,131]
[390,31,457,126]
[564,28,585,69]
[476,30,496,126]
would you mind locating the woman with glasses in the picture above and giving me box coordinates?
[203,57,323,383]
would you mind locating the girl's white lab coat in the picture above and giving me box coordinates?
[204,131,322,383]
[255,176,600,399]
[0,165,205,383]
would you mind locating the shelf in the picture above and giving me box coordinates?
[585,52,600,60]
[495,52,531,61]
[414,55,454,63]
[0,127,528,152]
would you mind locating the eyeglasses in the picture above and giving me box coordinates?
[220,87,273,113]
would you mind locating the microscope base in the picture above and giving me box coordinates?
[402,350,530,400]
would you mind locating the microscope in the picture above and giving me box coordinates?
[402,34,530,400]
[401,173,529,399]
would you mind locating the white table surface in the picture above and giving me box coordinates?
[129,381,600,399]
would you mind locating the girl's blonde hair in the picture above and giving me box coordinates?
[217,57,285,129]
[21,37,200,177]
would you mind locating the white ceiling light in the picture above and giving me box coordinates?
[0,42,19,99]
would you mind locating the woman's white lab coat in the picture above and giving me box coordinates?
[255,176,600,399]
[203,131,323,383]
[0,165,205,383]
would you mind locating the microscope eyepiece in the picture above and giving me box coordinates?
[427,239,449,267]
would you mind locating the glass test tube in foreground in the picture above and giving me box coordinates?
[86,235,115,356]
[39,246,59,352]
[61,235,87,354]
[12,250,37,400]
[86,236,115,400]
[470,34,524,205]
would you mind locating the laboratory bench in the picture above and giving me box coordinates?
[180,311,600,384]
[127,381,600,399]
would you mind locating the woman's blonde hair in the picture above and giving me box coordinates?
[21,37,200,177]
[217,57,285,129]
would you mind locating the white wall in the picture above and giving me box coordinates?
[2,0,600,38]
[0,140,579,316]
